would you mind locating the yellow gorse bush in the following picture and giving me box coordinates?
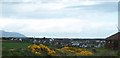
[57,46,92,56]
[76,51,93,56]
[28,44,92,56]
[28,44,55,56]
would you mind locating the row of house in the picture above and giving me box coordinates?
[28,37,106,48]
[2,37,26,41]
[2,37,106,48]
[2,32,120,50]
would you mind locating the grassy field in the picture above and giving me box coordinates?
[2,41,30,49]
[2,40,120,56]
[2,41,31,56]
[87,48,119,56]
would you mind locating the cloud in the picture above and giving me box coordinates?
[1,0,118,38]
[0,17,117,37]
[67,2,118,12]
[2,0,118,19]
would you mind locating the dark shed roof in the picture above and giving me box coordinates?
[106,32,120,40]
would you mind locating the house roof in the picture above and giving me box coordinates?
[106,32,120,40]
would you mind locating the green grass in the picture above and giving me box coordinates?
[2,41,31,56]
[91,48,118,56]
[2,41,119,56]
[2,41,30,49]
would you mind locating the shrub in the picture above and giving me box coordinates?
[57,46,92,56]
[27,44,56,56]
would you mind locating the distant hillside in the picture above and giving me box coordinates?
[0,30,26,37]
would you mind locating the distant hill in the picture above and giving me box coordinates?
[0,30,26,37]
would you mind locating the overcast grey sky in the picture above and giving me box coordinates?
[0,0,119,38]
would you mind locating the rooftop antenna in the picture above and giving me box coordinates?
[117,26,120,32]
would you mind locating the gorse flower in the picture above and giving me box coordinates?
[35,52,41,55]
[57,46,93,56]
[76,51,93,56]
[27,44,56,56]
[28,44,92,56]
